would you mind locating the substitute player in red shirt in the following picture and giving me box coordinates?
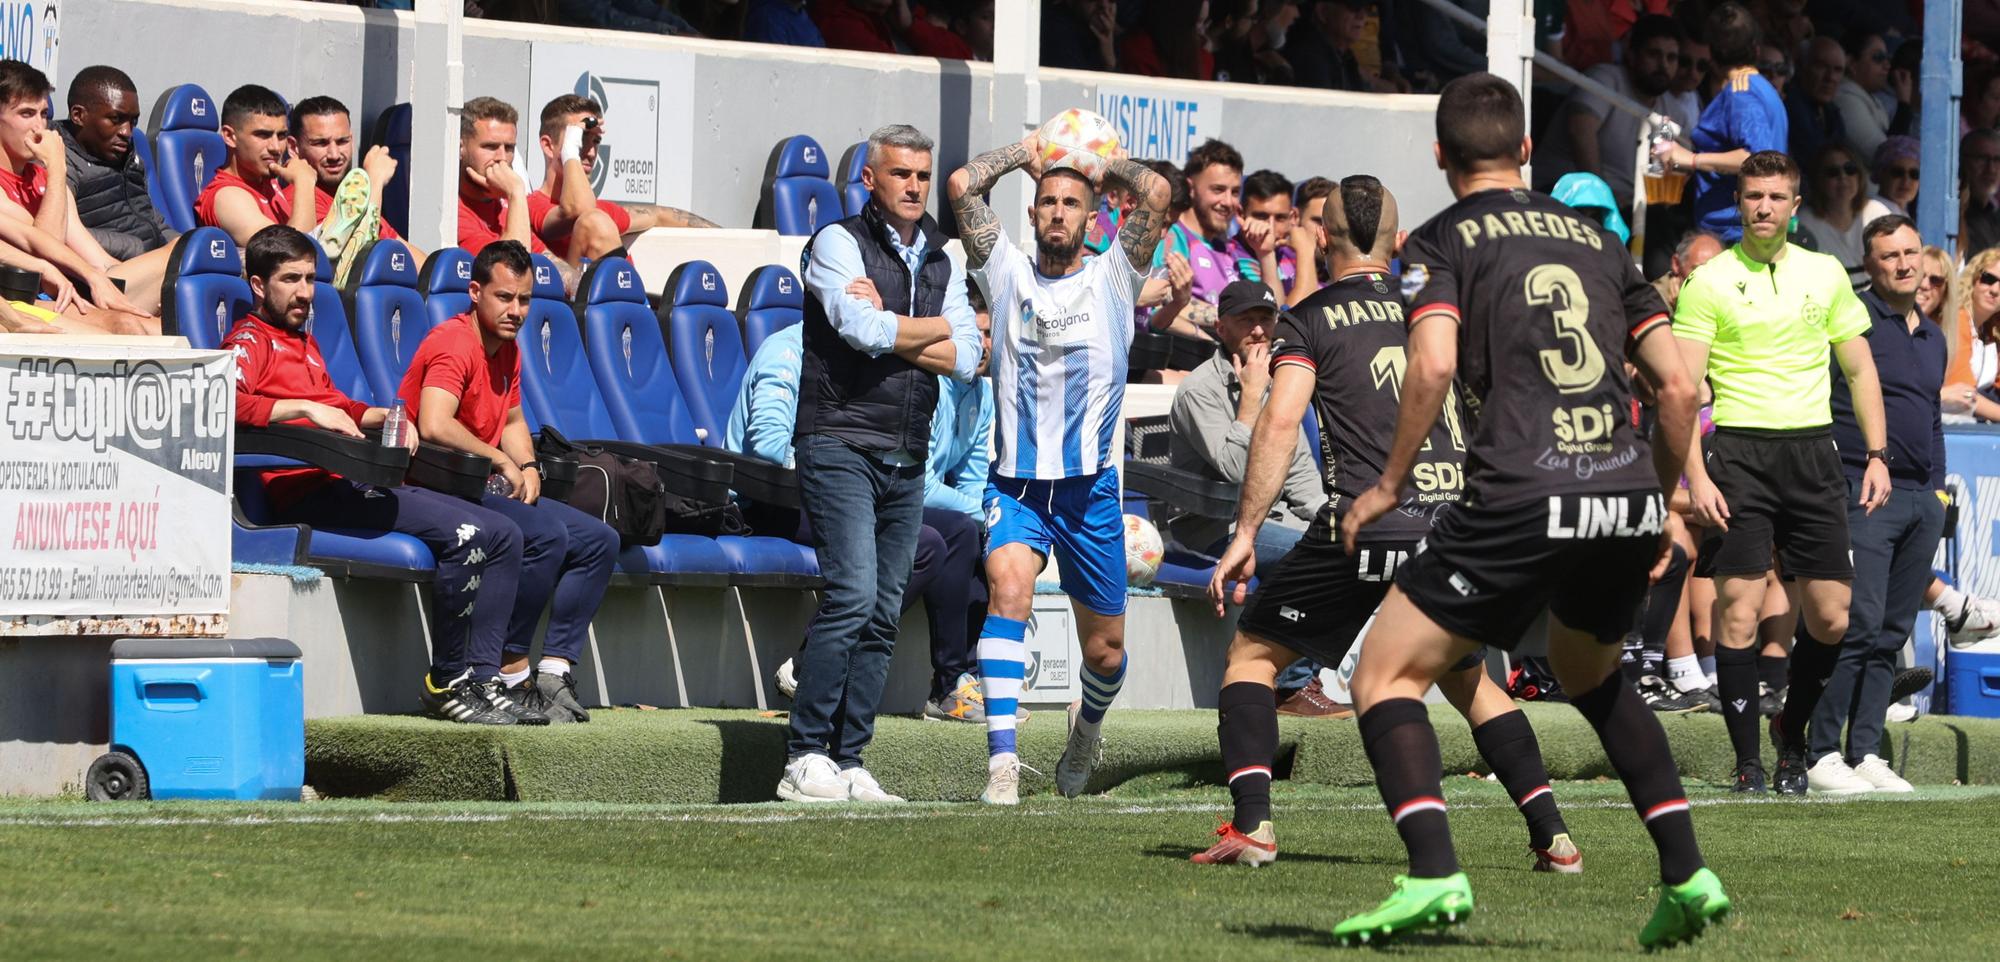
[0,59,157,331]
[398,240,617,723]
[525,94,717,263]
[229,225,541,726]
[195,85,322,248]
[283,95,427,264]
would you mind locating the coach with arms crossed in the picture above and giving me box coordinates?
[777,124,983,804]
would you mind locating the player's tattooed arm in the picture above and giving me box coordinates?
[1107,157,1170,274]
[947,139,1034,270]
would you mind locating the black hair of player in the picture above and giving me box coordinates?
[1243,169,1294,203]
[1704,2,1760,70]
[1336,174,1385,254]
[1860,213,1916,249]
[1295,175,1336,210]
[1737,150,1800,190]
[66,64,134,111]
[288,95,350,140]
[1434,73,1525,172]
[1183,139,1244,181]
[244,224,317,282]
[222,84,288,130]
[472,240,534,285]
[0,59,50,112]
[1036,166,1097,207]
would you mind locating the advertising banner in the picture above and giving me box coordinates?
[1093,84,1222,165]
[0,342,232,622]
[527,43,696,208]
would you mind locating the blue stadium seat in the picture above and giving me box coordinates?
[660,260,746,447]
[159,228,250,349]
[418,247,474,332]
[129,127,168,222]
[344,239,431,406]
[735,264,804,360]
[836,141,869,217]
[512,254,735,588]
[370,103,412,237]
[305,238,371,404]
[146,84,225,234]
[578,257,819,587]
[753,135,842,237]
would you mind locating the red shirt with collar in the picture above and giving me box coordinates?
[272,181,403,240]
[397,313,519,451]
[522,190,632,258]
[229,313,375,507]
[458,189,547,256]
[196,166,285,230]
[0,162,48,215]
[811,0,896,53]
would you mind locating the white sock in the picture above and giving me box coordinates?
[1934,585,1967,617]
[497,666,530,687]
[1667,655,1706,693]
[538,657,571,677]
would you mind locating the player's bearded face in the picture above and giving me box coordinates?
[255,257,316,330]
[1032,175,1092,262]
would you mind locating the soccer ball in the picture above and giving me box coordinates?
[1124,513,1164,587]
[1038,108,1121,181]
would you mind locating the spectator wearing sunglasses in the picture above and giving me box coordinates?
[1795,144,1869,289]
[1942,247,2000,423]
[1757,43,1791,97]
[1861,136,1920,225]
[1835,31,1905,168]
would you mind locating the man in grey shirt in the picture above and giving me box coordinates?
[1168,280,1335,712]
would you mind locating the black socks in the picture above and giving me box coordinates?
[1570,673,1706,885]
[1716,645,1762,768]
[1359,698,1458,878]
[1471,711,1567,850]
[1217,681,1278,832]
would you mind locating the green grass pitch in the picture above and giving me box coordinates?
[2,781,1995,960]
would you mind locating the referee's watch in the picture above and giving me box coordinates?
[1865,449,1891,464]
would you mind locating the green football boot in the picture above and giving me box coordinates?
[1638,868,1731,949]
[1332,873,1474,946]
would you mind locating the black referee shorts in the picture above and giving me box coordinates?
[1694,427,1853,581]
[1395,490,1665,649]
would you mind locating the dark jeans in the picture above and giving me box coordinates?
[473,492,619,663]
[787,436,927,766]
[1808,481,1945,763]
[758,503,988,703]
[278,481,521,680]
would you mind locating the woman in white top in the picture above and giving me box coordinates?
[1794,143,1868,288]
[1860,135,1921,226]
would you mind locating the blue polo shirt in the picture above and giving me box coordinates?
[1690,68,1788,243]
[1829,289,1945,490]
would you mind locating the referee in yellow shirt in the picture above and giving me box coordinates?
[1673,150,1892,795]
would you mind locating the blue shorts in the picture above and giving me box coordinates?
[984,469,1126,617]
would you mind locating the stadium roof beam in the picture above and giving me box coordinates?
[1919,0,1963,255]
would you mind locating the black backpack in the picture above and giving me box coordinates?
[536,427,743,545]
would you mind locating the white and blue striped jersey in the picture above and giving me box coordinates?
[984,230,1146,480]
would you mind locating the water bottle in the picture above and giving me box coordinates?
[1645,117,1683,177]
[485,472,514,497]
[381,399,408,448]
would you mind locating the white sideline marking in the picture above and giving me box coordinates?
[0,791,1959,830]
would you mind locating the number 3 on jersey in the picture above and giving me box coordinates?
[1526,264,1606,394]
[1370,345,1467,452]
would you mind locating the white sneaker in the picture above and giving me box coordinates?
[1885,702,1919,723]
[776,752,847,802]
[840,766,905,803]
[1947,596,2000,648]
[1850,754,1914,793]
[1805,753,1875,795]
[1055,702,1103,798]
[982,753,1021,806]
[775,658,798,700]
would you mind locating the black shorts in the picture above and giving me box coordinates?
[1238,531,1486,672]
[1694,427,1852,581]
[1395,490,1665,650]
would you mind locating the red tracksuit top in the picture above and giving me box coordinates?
[229,313,375,507]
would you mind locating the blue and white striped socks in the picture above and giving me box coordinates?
[978,615,1028,757]
[1077,651,1126,737]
